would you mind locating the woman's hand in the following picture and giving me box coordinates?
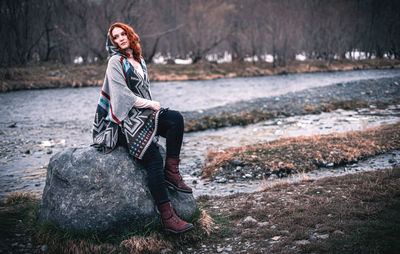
[151,101,161,111]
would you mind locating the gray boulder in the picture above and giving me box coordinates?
[38,145,196,232]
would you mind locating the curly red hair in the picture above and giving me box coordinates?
[109,22,142,62]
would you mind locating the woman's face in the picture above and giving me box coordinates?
[111,27,129,50]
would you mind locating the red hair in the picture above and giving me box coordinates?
[109,22,142,62]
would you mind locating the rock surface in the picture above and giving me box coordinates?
[38,145,196,232]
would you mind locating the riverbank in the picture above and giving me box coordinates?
[202,122,400,181]
[1,166,399,253]
[182,76,400,132]
[1,59,399,92]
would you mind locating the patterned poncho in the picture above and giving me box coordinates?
[92,36,160,159]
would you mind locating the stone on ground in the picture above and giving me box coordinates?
[38,145,196,232]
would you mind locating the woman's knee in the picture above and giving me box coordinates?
[169,110,184,129]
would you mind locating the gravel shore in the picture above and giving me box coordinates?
[182,76,400,131]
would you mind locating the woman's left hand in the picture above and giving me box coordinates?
[151,101,161,111]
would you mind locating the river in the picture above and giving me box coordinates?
[1,69,400,199]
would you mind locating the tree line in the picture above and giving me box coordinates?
[1,0,399,67]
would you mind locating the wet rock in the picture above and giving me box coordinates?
[8,122,17,128]
[271,236,281,241]
[38,145,196,232]
[243,216,257,223]
[257,221,269,227]
[312,233,329,240]
[244,173,252,178]
[23,149,30,154]
[191,169,202,176]
[46,149,53,154]
[160,248,171,254]
[225,246,233,252]
[40,245,48,252]
[277,171,287,178]
[295,240,311,245]
[232,159,243,166]
[317,234,329,239]
[389,159,395,164]
[333,230,345,235]
[216,177,227,183]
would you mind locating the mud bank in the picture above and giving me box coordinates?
[1,59,399,92]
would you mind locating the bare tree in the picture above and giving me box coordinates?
[185,0,236,63]
[1,0,400,67]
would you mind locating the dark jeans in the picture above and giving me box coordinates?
[118,109,184,205]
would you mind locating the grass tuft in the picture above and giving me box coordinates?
[120,236,172,254]
[2,191,38,205]
[203,122,400,179]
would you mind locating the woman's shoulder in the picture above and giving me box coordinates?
[108,55,123,65]
[106,55,125,72]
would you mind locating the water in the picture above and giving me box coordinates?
[1,69,400,199]
[1,69,399,128]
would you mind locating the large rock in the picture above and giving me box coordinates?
[38,145,196,232]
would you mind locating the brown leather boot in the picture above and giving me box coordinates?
[157,202,195,234]
[164,158,193,193]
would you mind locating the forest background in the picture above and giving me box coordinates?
[1,0,400,68]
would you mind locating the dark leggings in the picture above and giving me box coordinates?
[118,109,184,205]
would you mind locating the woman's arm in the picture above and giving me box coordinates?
[133,97,160,111]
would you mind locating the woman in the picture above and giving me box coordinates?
[92,22,194,234]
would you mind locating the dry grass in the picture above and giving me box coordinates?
[120,236,172,254]
[203,122,400,179]
[2,167,400,253]
[1,191,38,205]
[184,110,283,132]
[1,58,399,92]
[195,166,400,253]
[196,209,215,236]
